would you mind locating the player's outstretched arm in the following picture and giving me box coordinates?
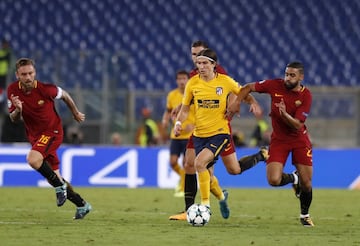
[61,90,85,123]
[242,94,262,118]
[226,83,255,118]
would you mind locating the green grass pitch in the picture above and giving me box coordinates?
[0,187,359,246]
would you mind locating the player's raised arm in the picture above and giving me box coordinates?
[9,94,23,122]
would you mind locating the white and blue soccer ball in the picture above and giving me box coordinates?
[186,203,211,226]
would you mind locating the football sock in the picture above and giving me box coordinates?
[300,189,313,215]
[198,170,211,206]
[210,175,224,200]
[184,174,197,210]
[63,179,86,207]
[37,161,63,187]
[178,168,186,192]
[173,164,185,192]
[172,164,183,175]
[278,173,295,186]
[238,153,261,173]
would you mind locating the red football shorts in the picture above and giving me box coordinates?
[30,133,63,170]
[267,136,313,166]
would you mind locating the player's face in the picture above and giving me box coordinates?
[176,74,189,91]
[196,57,216,79]
[191,46,205,65]
[16,65,36,91]
[284,67,303,90]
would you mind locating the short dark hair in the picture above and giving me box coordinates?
[16,58,35,71]
[196,48,217,63]
[287,61,304,74]
[176,69,189,78]
[191,40,209,49]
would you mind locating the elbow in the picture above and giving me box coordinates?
[294,125,301,130]
[293,122,304,130]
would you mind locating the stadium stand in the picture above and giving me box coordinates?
[0,0,359,89]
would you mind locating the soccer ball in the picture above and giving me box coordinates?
[186,203,211,226]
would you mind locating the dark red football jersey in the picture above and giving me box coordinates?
[7,80,63,142]
[255,79,312,141]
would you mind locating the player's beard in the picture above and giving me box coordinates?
[284,81,299,90]
[22,79,35,91]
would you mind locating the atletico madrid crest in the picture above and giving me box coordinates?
[216,87,223,95]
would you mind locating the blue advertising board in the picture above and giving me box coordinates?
[0,145,359,189]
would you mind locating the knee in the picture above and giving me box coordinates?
[184,159,194,169]
[194,162,205,171]
[194,159,208,172]
[267,176,281,186]
[226,167,240,175]
[170,160,177,167]
[184,163,196,174]
[301,180,312,192]
[26,155,43,169]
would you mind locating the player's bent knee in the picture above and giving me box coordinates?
[26,157,43,169]
[226,167,240,175]
[267,177,281,186]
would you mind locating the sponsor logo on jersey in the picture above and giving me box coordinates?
[197,99,220,109]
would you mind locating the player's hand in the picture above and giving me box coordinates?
[249,102,262,118]
[275,98,286,115]
[73,111,85,122]
[10,94,23,111]
[173,121,182,137]
[226,102,240,120]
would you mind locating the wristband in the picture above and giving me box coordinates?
[175,121,182,126]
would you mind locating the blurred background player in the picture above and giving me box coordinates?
[249,112,270,147]
[227,61,314,227]
[7,58,92,219]
[0,38,11,108]
[136,107,160,146]
[162,70,194,197]
[0,38,12,137]
[110,131,122,145]
[232,130,247,147]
